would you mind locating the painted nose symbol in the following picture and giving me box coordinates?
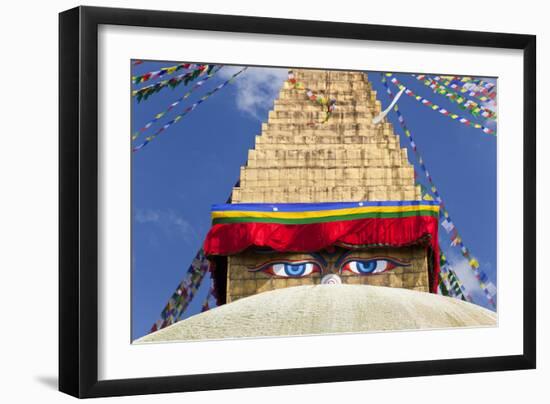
[321,274,342,285]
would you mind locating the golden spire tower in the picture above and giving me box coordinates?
[224,69,429,303]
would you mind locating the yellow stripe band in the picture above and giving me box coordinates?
[212,204,439,220]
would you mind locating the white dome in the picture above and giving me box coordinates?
[136,285,496,343]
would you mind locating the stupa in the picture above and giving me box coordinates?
[137,68,496,343]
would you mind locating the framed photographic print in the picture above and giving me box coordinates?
[59,5,536,398]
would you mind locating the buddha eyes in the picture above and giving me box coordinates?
[250,262,322,278]
[250,257,410,277]
[341,257,410,275]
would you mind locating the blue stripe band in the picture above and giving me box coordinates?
[211,200,439,212]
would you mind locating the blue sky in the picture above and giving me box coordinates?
[131,62,497,340]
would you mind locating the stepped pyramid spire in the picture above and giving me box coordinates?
[231,69,421,204]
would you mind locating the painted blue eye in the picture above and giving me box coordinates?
[342,257,410,275]
[272,263,320,277]
[343,259,393,274]
[250,262,321,278]
[283,264,307,276]
[356,261,377,273]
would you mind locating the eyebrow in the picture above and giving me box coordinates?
[334,250,353,269]
[309,252,328,268]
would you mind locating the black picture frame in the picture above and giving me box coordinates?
[59,5,536,398]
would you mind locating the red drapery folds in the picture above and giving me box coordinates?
[203,201,440,292]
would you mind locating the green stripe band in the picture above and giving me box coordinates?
[212,210,438,225]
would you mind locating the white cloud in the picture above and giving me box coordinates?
[218,66,287,120]
[135,209,160,223]
[166,211,197,241]
[134,209,199,245]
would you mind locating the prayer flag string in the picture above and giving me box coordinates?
[380,73,496,308]
[412,75,497,120]
[385,73,495,135]
[438,75,496,90]
[133,67,248,152]
[420,184,469,302]
[200,285,218,313]
[132,64,213,102]
[440,265,463,300]
[150,250,210,333]
[438,265,456,298]
[438,274,450,296]
[431,76,497,103]
[441,254,473,302]
[132,66,222,141]
[133,62,202,85]
[439,76,497,99]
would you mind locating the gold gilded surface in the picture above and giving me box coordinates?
[226,69,428,302]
